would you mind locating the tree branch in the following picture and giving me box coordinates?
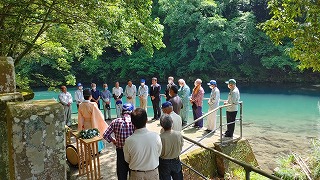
[14,1,56,65]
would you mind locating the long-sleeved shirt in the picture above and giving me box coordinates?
[124,128,162,171]
[101,90,112,102]
[178,84,191,105]
[112,87,123,100]
[74,89,84,105]
[103,114,134,148]
[226,86,240,112]
[124,85,137,98]
[160,130,183,159]
[208,87,220,108]
[138,85,148,99]
[190,87,204,107]
[58,92,73,106]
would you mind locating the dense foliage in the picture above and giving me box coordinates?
[5,0,320,88]
[0,0,164,88]
[262,0,320,71]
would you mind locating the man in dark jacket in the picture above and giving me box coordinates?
[150,77,161,120]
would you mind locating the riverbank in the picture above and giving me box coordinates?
[242,122,315,173]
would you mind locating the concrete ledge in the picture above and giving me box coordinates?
[180,138,258,179]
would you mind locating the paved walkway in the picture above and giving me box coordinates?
[69,117,231,180]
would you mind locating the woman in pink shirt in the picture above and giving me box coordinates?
[190,79,205,128]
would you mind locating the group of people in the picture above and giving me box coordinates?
[58,77,240,180]
[103,101,184,180]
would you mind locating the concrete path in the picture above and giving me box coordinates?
[69,117,232,180]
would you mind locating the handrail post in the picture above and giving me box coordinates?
[245,168,250,180]
[240,102,243,139]
[220,107,223,144]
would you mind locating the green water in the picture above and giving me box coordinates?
[33,84,320,138]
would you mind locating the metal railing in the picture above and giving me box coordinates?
[180,101,281,180]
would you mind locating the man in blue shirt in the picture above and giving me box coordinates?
[91,83,101,109]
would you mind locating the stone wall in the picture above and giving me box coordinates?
[6,100,66,180]
[180,139,258,179]
[0,93,24,180]
[0,57,16,93]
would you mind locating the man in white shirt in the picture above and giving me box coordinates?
[138,79,148,112]
[161,101,182,132]
[74,83,84,109]
[112,81,124,118]
[124,80,137,107]
[58,86,73,126]
[224,79,240,138]
[123,108,162,180]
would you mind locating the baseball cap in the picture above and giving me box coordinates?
[161,101,172,109]
[207,80,217,86]
[140,79,145,83]
[123,103,134,112]
[77,83,82,87]
[225,79,236,84]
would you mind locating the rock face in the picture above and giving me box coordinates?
[6,100,66,180]
[214,139,259,177]
[180,139,258,179]
[0,57,16,93]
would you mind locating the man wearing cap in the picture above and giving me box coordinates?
[161,101,182,132]
[169,85,183,115]
[165,76,175,101]
[103,103,135,180]
[224,79,240,137]
[159,114,184,180]
[74,83,84,109]
[59,86,73,126]
[178,79,190,126]
[101,83,112,120]
[125,80,137,107]
[113,81,124,118]
[206,80,220,132]
[138,79,148,111]
[124,108,162,180]
[150,77,161,120]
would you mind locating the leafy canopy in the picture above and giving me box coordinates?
[0,0,165,87]
[262,0,320,71]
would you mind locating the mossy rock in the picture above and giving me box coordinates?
[17,89,34,101]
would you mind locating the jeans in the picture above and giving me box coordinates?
[158,158,183,180]
[116,148,129,180]
[116,103,122,118]
[226,111,237,137]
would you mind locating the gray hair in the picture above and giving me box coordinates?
[160,114,173,130]
[195,78,202,85]
[178,79,185,85]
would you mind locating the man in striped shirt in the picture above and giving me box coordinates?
[103,103,135,180]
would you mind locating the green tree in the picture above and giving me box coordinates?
[1,0,165,87]
[262,0,320,71]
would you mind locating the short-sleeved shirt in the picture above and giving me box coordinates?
[124,128,162,171]
[160,130,183,159]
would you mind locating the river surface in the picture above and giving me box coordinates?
[33,83,320,172]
